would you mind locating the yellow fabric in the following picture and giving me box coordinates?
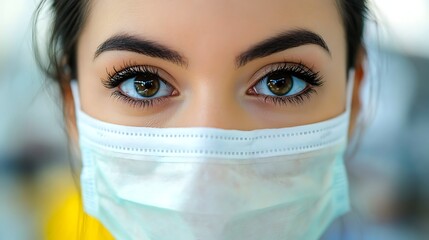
[45,190,114,240]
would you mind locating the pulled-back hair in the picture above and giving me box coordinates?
[34,0,368,85]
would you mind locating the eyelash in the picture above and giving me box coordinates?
[102,61,323,108]
[103,63,173,108]
[103,64,160,88]
[248,62,323,106]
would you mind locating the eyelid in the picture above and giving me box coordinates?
[104,62,179,90]
[147,66,178,89]
[248,62,318,87]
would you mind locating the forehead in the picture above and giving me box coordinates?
[81,0,345,65]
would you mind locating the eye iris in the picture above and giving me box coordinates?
[266,72,293,96]
[134,73,160,97]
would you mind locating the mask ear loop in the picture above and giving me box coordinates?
[343,66,374,239]
[70,80,81,114]
[345,69,358,152]
[69,80,83,164]
[346,69,355,116]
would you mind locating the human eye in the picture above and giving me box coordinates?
[247,62,324,106]
[102,63,178,108]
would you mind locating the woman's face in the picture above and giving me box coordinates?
[76,0,352,130]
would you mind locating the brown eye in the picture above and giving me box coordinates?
[118,70,175,100]
[266,72,293,96]
[134,73,160,97]
[251,71,308,97]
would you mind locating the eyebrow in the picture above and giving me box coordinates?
[236,29,330,67]
[94,29,330,68]
[94,34,188,67]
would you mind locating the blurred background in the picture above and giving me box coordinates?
[0,0,428,239]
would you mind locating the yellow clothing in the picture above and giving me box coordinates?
[45,191,114,240]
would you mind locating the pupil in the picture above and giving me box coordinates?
[134,73,160,97]
[266,73,293,96]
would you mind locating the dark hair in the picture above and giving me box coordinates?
[336,0,368,69]
[34,0,90,82]
[34,0,368,84]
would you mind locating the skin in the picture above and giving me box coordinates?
[70,0,364,131]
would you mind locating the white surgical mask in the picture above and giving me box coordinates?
[71,73,354,240]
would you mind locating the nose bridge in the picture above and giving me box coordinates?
[174,76,250,129]
[188,82,241,129]
[171,29,247,129]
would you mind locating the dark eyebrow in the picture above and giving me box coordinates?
[236,29,330,67]
[94,34,188,67]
